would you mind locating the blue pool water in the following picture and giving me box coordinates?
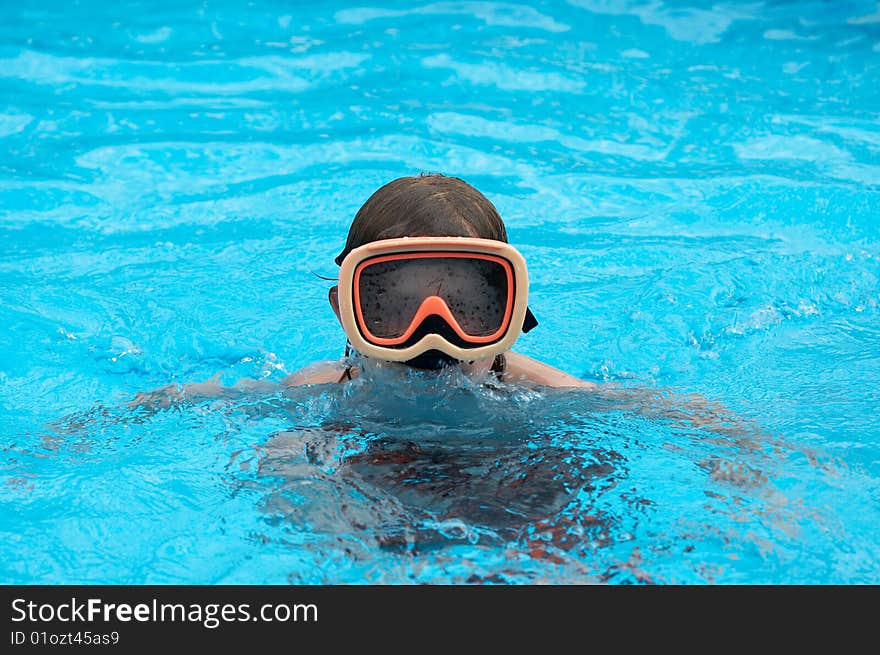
[1,0,879,584]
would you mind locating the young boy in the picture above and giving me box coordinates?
[284,173,593,390]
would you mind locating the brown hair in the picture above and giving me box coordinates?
[334,174,508,266]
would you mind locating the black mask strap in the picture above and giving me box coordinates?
[522,306,538,333]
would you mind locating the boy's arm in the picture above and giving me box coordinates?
[504,350,745,433]
[282,360,351,386]
[127,374,279,410]
[127,360,349,412]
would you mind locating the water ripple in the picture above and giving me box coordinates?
[0,49,370,95]
[422,53,586,92]
[568,0,761,44]
[335,2,571,32]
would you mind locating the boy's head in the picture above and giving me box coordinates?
[330,174,534,372]
[334,174,508,266]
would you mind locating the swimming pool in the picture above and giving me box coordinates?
[1,0,878,584]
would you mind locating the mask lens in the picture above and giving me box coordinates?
[356,255,510,341]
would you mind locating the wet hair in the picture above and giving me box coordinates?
[334,173,508,266]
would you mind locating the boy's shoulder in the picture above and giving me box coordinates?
[503,351,595,389]
[282,360,350,387]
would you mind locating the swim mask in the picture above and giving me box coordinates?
[337,236,537,364]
